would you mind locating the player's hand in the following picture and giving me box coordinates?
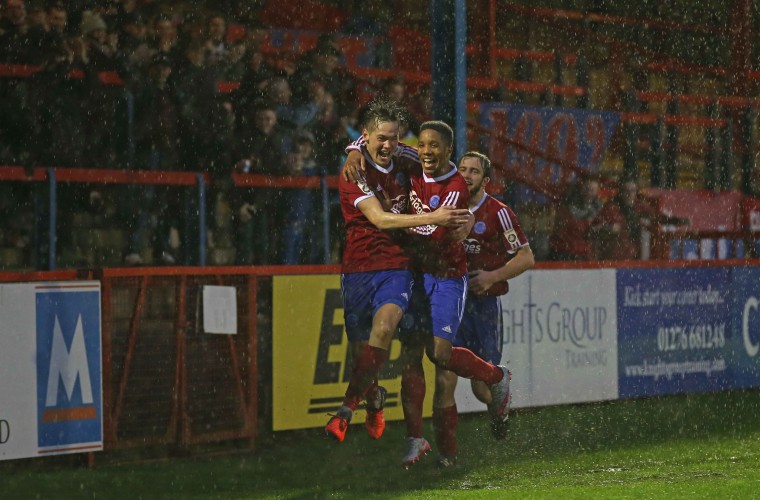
[430,205,471,228]
[468,269,497,295]
[341,150,365,182]
[447,211,475,241]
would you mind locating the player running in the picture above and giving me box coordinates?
[430,151,535,467]
[390,123,514,469]
[325,98,470,443]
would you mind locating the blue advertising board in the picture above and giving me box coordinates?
[36,287,102,450]
[617,267,732,398]
[729,266,760,388]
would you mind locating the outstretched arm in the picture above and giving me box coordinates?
[357,196,470,231]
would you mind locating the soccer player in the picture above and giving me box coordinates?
[325,98,471,443]
[430,151,535,467]
[392,123,514,469]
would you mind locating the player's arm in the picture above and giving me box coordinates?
[448,212,475,242]
[408,187,467,242]
[342,149,365,182]
[357,196,470,230]
[468,246,535,295]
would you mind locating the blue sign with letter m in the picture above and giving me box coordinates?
[35,285,102,450]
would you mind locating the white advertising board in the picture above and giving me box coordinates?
[0,282,102,461]
[455,269,619,411]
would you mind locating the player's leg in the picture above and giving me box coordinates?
[398,277,432,468]
[423,275,512,426]
[348,338,385,439]
[433,366,458,467]
[326,271,411,442]
[399,338,431,468]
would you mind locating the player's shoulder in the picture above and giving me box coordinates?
[484,193,510,211]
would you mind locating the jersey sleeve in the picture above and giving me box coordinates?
[497,205,530,252]
[339,170,376,208]
[345,136,364,154]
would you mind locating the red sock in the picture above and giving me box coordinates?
[365,378,379,409]
[447,347,502,385]
[433,405,458,458]
[343,345,388,410]
[401,361,426,438]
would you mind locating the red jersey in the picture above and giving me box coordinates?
[463,193,530,296]
[406,166,470,278]
[339,149,414,273]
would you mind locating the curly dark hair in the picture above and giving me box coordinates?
[419,120,454,146]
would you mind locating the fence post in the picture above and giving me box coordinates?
[622,92,639,182]
[665,94,679,188]
[47,168,57,270]
[650,117,665,187]
[740,105,754,194]
[576,54,589,109]
[514,54,529,104]
[553,51,564,107]
[719,112,734,191]
[124,91,135,168]
[196,174,207,266]
[320,176,331,265]
[704,100,719,190]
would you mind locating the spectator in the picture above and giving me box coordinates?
[172,41,222,170]
[282,130,323,264]
[29,36,91,167]
[79,9,128,167]
[341,1,392,67]
[124,53,183,265]
[0,0,29,62]
[407,84,433,132]
[549,177,603,261]
[151,15,180,63]
[118,10,152,70]
[290,41,355,114]
[205,13,228,67]
[46,2,66,36]
[231,98,290,265]
[268,75,330,134]
[589,179,655,260]
[232,42,278,123]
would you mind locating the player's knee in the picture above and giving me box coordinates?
[369,323,395,346]
[425,343,452,367]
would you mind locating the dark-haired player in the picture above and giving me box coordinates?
[382,123,514,468]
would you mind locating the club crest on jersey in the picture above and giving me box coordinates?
[474,221,487,234]
[429,195,441,209]
[504,228,520,248]
[395,172,408,188]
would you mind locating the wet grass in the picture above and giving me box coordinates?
[3,389,760,499]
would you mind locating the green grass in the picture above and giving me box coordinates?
[3,389,760,499]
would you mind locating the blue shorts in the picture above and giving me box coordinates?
[398,273,467,344]
[341,270,413,342]
[454,293,503,364]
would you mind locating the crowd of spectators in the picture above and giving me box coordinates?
[0,0,664,269]
[0,0,432,267]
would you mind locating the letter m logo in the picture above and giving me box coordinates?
[35,284,102,450]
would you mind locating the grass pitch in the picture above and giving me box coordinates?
[4,389,760,499]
